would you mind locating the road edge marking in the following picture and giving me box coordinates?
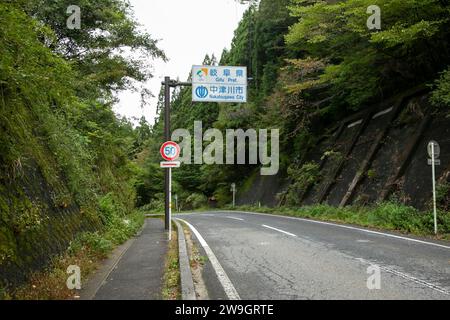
[357,258,450,296]
[175,218,241,300]
[262,224,297,237]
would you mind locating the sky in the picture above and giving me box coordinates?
[114,0,249,125]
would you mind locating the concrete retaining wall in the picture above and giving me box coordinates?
[237,88,450,211]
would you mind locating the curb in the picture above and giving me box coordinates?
[174,219,196,300]
[145,213,164,217]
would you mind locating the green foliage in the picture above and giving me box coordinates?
[17,0,166,99]
[430,67,450,107]
[98,193,126,225]
[285,162,320,206]
[139,198,165,214]
[11,202,47,235]
[436,182,450,211]
[367,169,377,179]
[235,201,450,236]
[286,0,450,110]
[0,0,163,285]
[321,150,343,162]
[72,232,114,258]
[185,193,208,210]
[366,202,424,233]
[68,210,144,258]
[134,162,164,207]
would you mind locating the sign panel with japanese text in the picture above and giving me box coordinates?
[192,65,247,103]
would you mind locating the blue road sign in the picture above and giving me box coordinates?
[192,66,247,103]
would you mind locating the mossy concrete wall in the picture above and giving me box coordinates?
[0,157,101,288]
[238,89,450,211]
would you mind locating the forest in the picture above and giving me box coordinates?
[139,0,450,210]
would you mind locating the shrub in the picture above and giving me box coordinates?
[285,162,321,206]
[431,67,450,107]
[185,193,208,210]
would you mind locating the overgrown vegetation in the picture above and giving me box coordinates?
[0,0,164,290]
[285,162,321,206]
[10,211,144,300]
[431,68,450,108]
[436,182,450,212]
[162,224,180,300]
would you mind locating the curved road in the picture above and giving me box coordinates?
[175,211,450,300]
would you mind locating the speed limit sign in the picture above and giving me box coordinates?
[160,141,180,161]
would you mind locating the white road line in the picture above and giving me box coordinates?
[262,225,297,237]
[357,258,450,296]
[222,210,450,250]
[175,218,241,300]
[225,216,244,221]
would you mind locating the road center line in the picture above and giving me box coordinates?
[225,216,244,221]
[262,224,297,237]
[175,218,241,300]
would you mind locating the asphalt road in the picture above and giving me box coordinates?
[175,211,450,300]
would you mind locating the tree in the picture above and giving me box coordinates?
[18,0,166,100]
[286,0,450,110]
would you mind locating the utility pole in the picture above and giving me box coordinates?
[162,77,192,231]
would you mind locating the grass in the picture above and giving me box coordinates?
[7,211,145,300]
[182,222,208,300]
[188,231,208,271]
[224,202,450,240]
[162,221,180,300]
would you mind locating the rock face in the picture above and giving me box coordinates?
[238,88,450,211]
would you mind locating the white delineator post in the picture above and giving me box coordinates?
[231,183,236,208]
[431,143,437,235]
[233,187,235,208]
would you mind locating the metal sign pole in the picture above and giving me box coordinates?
[164,76,170,231]
[161,78,191,233]
[431,143,437,235]
[169,167,172,240]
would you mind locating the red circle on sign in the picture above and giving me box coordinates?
[160,141,180,161]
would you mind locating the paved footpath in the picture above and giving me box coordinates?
[92,219,167,300]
